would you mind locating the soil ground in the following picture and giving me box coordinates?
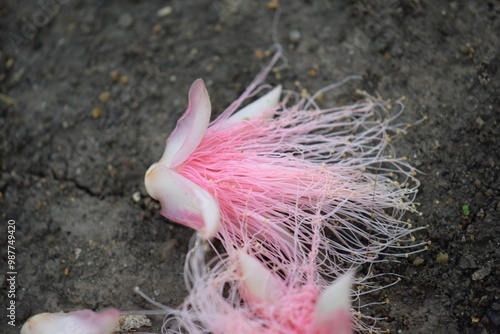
[1,1,499,333]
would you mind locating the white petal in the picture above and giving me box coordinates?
[160,79,211,168]
[145,164,220,239]
[315,271,353,322]
[20,309,120,334]
[228,85,282,122]
[238,251,283,302]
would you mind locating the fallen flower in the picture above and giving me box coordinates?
[135,232,387,334]
[145,50,423,266]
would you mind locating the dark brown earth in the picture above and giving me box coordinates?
[1,1,499,333]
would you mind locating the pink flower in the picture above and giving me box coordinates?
[139,49,424,334]
[145,51,422,266]
[236,251,353,334]
[153,236,355,334]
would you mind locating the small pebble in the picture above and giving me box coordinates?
[472,266,491,281]
[458,253,477,269]
[267,0,279,9]
[132,191,141,203]
[475,117,485,128]
[308,68,318,78]
[91,108,102,119]
[0,93,15,106]
[288,29,301,43]
[110,70,120,82]
[413,257,425,266]
[118,13,134,28]
[157,6,173,17]
[117,314,152,331]
[75,248,82,260]
[6,58,15,68]
[99,91,110,102]
[436,252,449,263]
[108,165,118,178]
[255,49,265,60]
[189,48,199,57]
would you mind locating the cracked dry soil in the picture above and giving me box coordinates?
[1,1,500,333]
